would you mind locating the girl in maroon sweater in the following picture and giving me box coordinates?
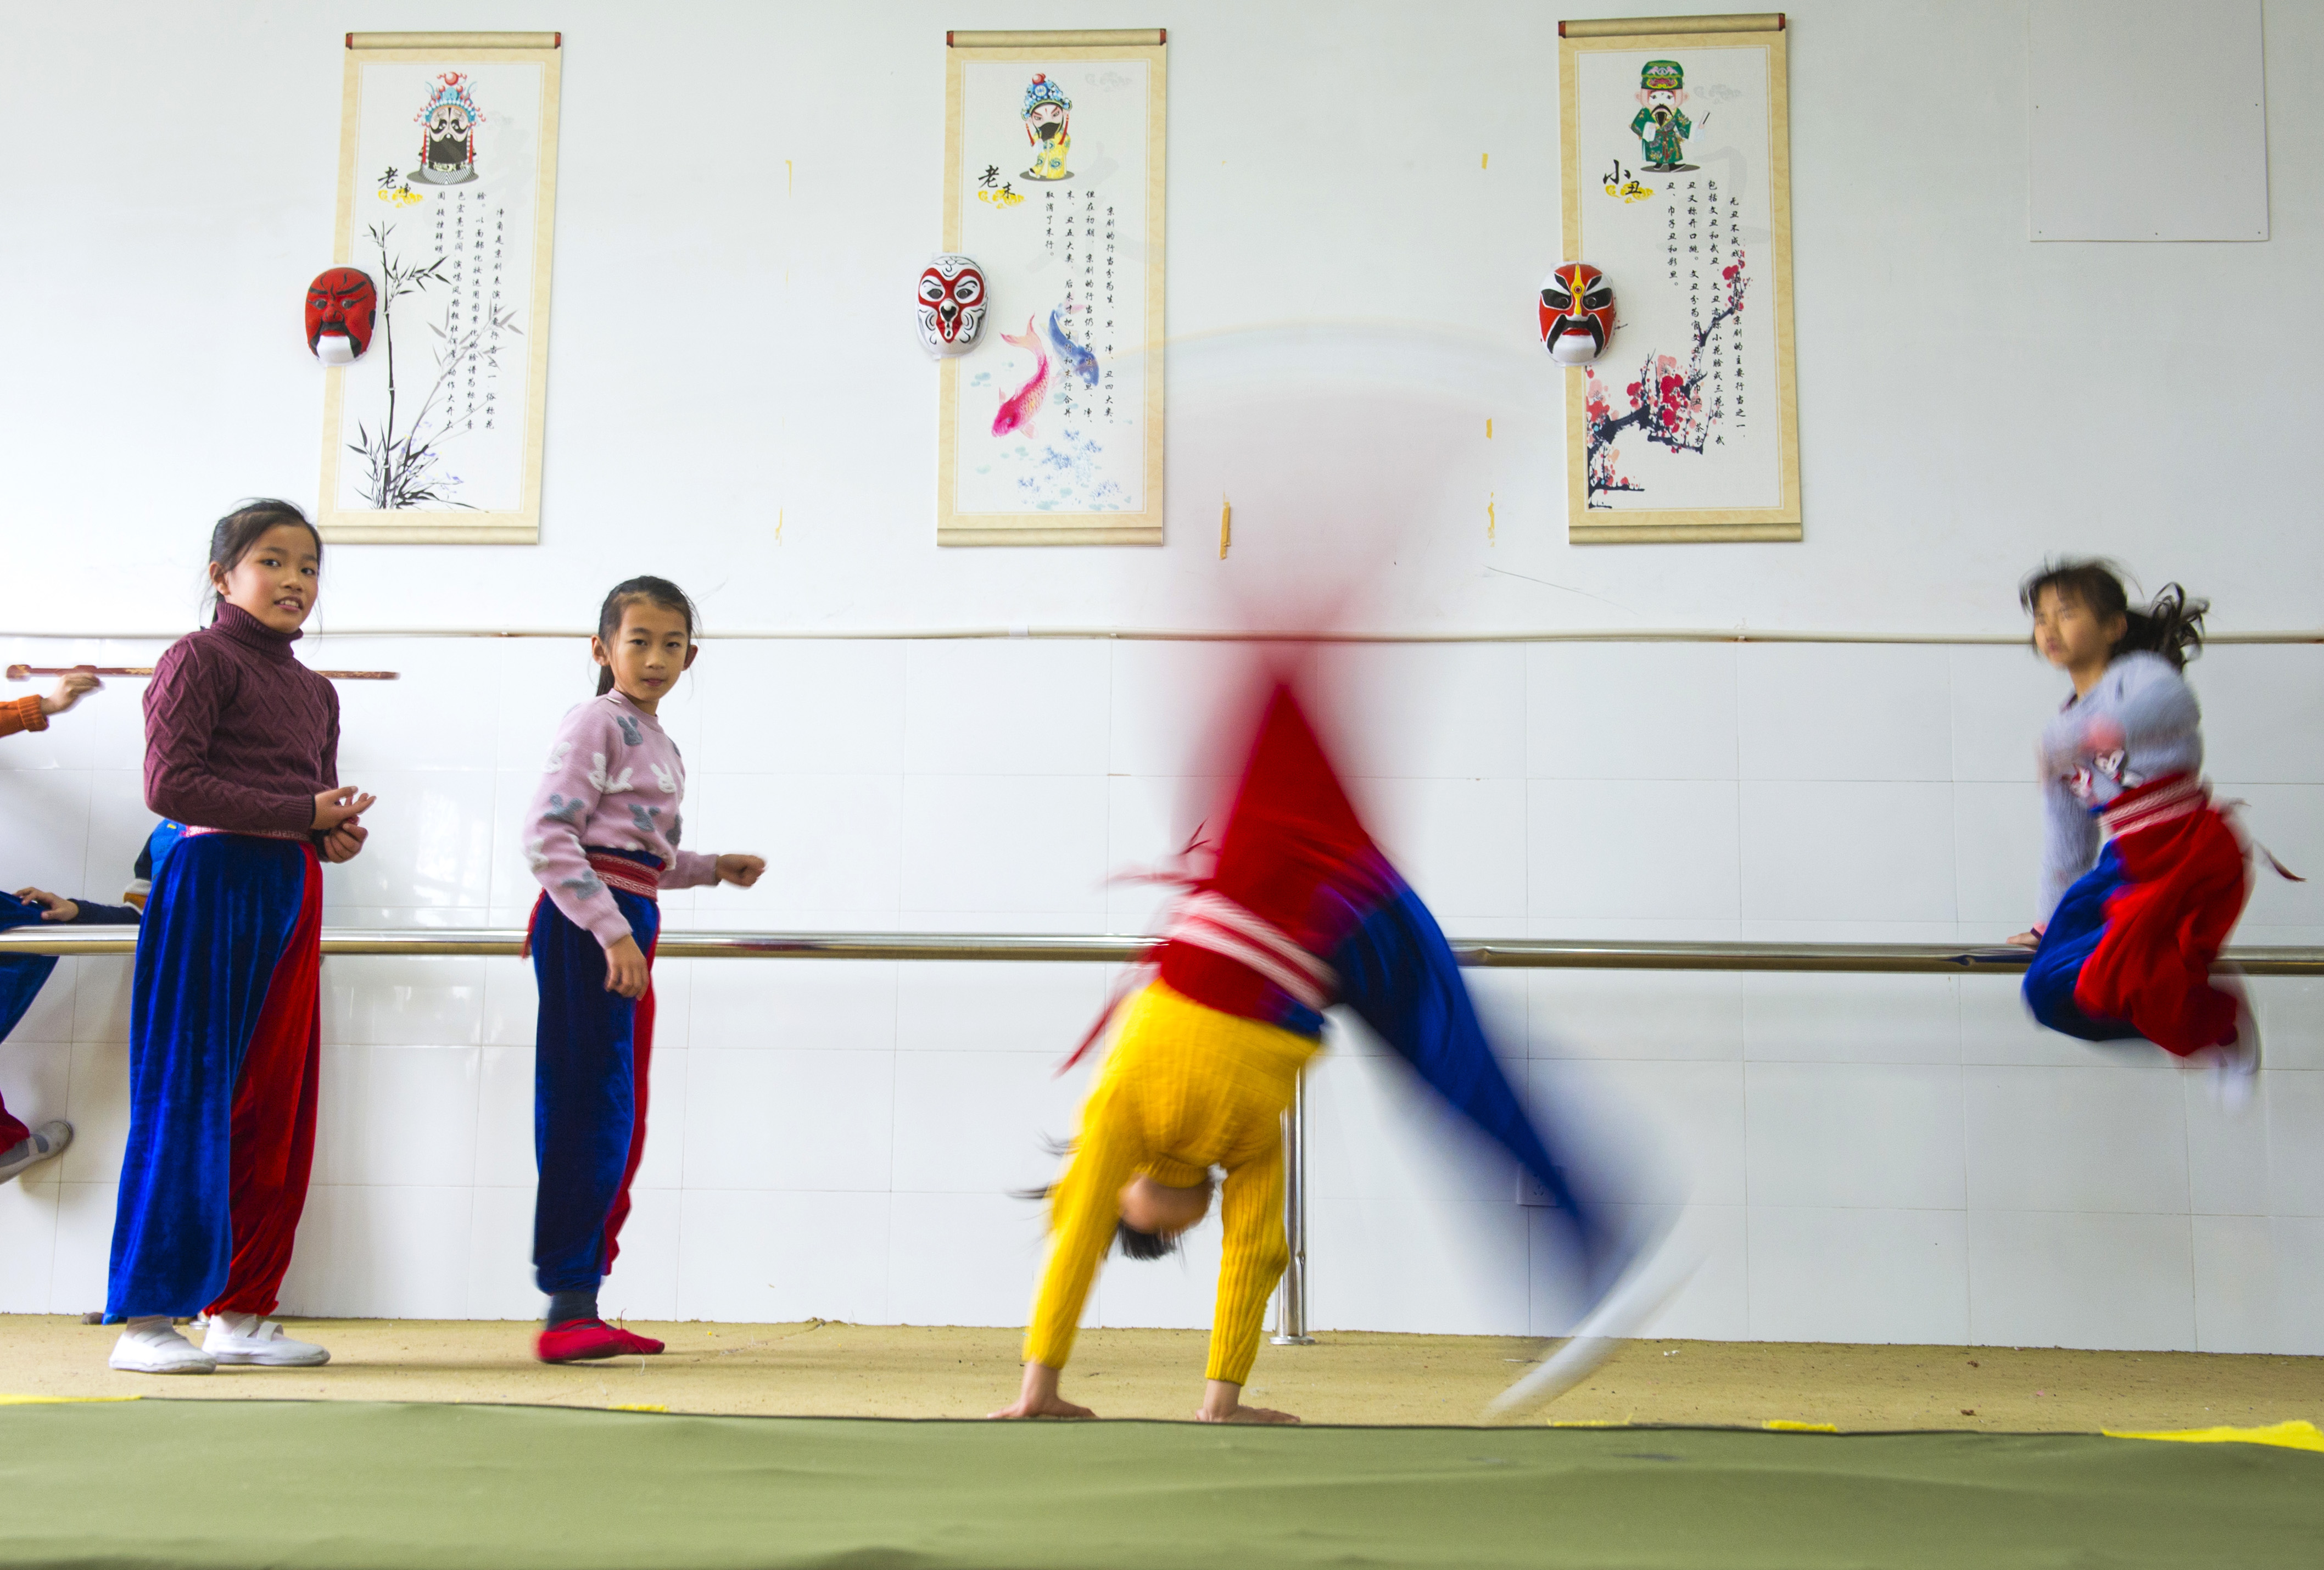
[105,501,376,1376]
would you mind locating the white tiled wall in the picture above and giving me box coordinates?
[3,634,2320,1353]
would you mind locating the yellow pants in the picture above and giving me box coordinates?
[1024,981,1318,1385]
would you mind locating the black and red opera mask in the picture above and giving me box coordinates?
[1539,262,1615,366]
[917,254,987,357]
[305,267,378,364]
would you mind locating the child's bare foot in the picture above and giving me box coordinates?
[1195,1403,1300,1424]
[1196,1377,1299,1424]
[990,1360,1095,1420]
[989,1391,1097,1420]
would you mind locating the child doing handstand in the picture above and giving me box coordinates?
[994,682,1617,1424]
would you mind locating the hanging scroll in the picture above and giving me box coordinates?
[938,30,1167,546]
[1560,14,1800,544]
[319,32,562,544]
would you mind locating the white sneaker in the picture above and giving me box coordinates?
[0,1120,72,1185]
[109,1318,216,1376]
[203,1311,330,1367]
[2208,969,2262,1113]
[1487,1226,1702,1418]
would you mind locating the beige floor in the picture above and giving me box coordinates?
[5,1316,2319,1431]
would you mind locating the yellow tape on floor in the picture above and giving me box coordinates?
[2104,1420,2324,1454]
[0,1394,141,1405]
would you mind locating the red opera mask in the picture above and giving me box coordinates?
[917,254,987,357]
[1539,262,1615,366]
[305,267,378,364]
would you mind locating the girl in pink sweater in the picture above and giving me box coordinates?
[523,577,763,1362]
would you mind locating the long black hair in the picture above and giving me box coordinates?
[593,575,700,695]
[1012,1138,1183,1260]
[2019,558,2208,672]
[206,499,322,615]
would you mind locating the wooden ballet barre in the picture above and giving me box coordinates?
[3,927,2321,974]
[7,664,397,682]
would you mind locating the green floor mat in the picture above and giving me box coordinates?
[3,1400,2317,1569]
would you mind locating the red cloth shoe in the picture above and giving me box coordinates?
[536,1317,662,1363]
[608,1322,665,1355]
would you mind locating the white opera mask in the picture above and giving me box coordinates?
[917,254,987,357]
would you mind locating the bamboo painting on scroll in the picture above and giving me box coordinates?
[320,40,561,544]
[939,41,1166,545]
[1560,26,1800,543]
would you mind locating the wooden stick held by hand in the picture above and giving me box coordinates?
[7,664,398,681]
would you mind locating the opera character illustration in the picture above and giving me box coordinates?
[1021,73,1072,182]
[1630,59,1693,172]
[411,72,484,185]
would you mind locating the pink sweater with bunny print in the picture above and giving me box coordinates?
[524,690,718,948]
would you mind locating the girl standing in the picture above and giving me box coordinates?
[108,501,373,1375]
[523,577,762,1362]
[2012,560,2258,1097]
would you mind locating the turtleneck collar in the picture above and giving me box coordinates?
[212,599,304,656]
[603,686,664,728]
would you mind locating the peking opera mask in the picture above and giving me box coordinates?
[1539,262,1616,366]
[305,267,378,365]
[917,254,987,357]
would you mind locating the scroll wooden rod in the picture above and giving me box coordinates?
[948,29,1165,47]
[7,664,398,682]
[348,32,560,49]
[1560,13,1784,37]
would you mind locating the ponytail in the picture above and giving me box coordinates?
[2118,582,2208,671]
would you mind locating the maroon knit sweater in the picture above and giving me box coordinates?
[143,602,339,835]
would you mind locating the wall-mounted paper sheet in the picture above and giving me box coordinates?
[1560,20,1801,544]
[319,36,561,544]
[938,36,1167,546]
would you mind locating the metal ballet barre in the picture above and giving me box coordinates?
[11,925,2316,1344]
[6,927,2321,973]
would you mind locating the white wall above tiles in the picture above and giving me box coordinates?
[1,2,2321,638]
[4,0,2322,1356]
[4,633,2322,1354]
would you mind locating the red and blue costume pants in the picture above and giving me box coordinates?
[107,833,322,1318]
[2024,792,2249,1057]
[529,851,661,1296]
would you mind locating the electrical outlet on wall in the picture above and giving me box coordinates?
[1517,1169,1562,1208]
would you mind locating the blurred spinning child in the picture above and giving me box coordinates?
[2011,561,2266,1102]
[108,502,374,1375]
[522,578,763,1363]
[993,680,1632,1425]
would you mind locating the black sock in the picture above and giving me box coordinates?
[546,1288,599,1327]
